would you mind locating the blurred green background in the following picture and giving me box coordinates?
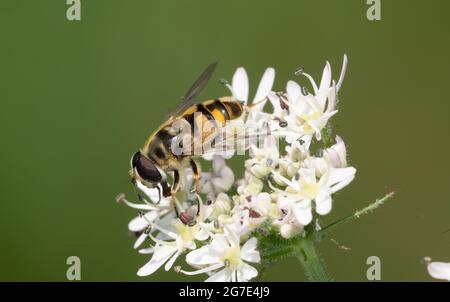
[1,0,449,281]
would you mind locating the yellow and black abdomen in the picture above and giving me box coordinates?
[204,97,244,124]
[185,97,243,129]
[181,97,244,155]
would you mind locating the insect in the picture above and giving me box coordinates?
[130,62,248,223]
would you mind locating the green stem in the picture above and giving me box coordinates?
[295,238,331,282]
[320,125,333,148]
[319,191,395,235]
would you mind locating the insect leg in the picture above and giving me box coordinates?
[195,193,201,217]
[171,169,181,196]
[190,159,201,193]
[161,180,171,197]
[155,185,162,203]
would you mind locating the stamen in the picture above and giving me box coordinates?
[219,79,236,97]
[301,73,319,94]
[142,216,178,240]
[219,78,229,86]
[144,225,152,234]
[148,232,177,246]
[115,193,126,203]
[294,67,304,76]
[279,120,288,128]
[118,195,158,211]
[301,86,309,96]
[180,263,224,275]
[213,220,220,229]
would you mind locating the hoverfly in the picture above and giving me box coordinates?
[130,62,255,224]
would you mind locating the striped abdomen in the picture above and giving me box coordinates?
[185,96,243,128]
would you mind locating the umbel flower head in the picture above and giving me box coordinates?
[116,55,372,282]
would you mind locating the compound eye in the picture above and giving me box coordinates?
[131,152,162,183]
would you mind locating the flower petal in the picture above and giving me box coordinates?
[205,268,232,282]
[164,251,180,271]
[224,227,240,247]
[137,245,177,276]
[240,237,261,263]
[186,245,220,266]
[252,67,275,111]
[327,167,355,186]
[287,80,301,103]
[315,190,332,215]
[317,61,332,106]
[299,168,316,184]
[128,211,158,232]
[237,263,258,282]
[138,247,154,254]
[134,232,148,249]
[232,67,249,103]
[336,54,348,92]
[292,200,312,225]
[136,181,161,202]
[327,167,356,193]
[427,262,450,281]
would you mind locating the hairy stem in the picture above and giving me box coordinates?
[319,191,395,235]
[295,239,331,282]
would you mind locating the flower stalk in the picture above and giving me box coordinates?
[295,238,330,282]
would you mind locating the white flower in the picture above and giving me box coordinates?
[303,135,349,178]
[225,195,271,235]
[279,223,303,239]
[115,188,173,249]
[136,197,214,276]
[272,166,356,225]
[137,220,203,276]
[209,192,232,221]
[250,192,280,219]
[181,228,260,282]
[246,135,280,179]
[272,200,305,239]
[274,55,348,143]
[427,260,450,281]
[201,155,234,199]
[237,171,264,196]
[217,208,254,238]
[323,135,347,168]
[285,140,310,164]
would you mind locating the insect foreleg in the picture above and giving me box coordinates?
[190,159,201,194]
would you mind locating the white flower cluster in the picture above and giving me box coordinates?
[118,56,356,282]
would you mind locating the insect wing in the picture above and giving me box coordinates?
[169,62,218,118]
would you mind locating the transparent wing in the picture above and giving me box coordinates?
[201,125,271,157]
[169,62,218,118]
[176,120,273,158]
